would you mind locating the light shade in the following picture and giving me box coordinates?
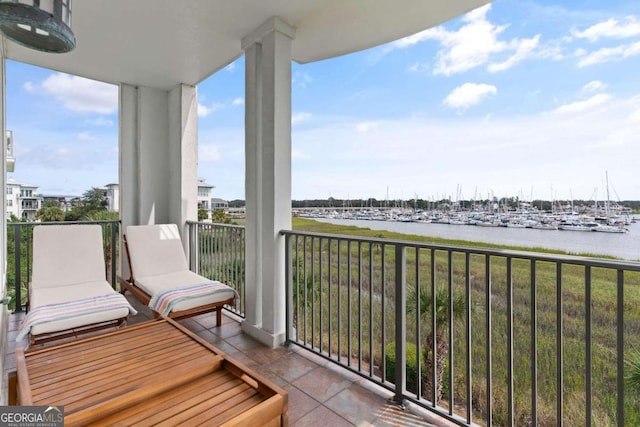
[0,0,74,53]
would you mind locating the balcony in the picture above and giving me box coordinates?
[3,220,640,425]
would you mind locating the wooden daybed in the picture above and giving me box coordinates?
[8,318,288,426]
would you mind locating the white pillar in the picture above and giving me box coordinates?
[0,48,9,405]
[242,17,295,347]
[0,52,6,292]
[119,83,198,271]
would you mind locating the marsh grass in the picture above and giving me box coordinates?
[288,218,640,426]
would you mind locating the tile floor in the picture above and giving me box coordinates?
[3,295,448,426]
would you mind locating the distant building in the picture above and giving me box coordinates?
[211,198,229,209]
[41,195,75,212]
[6,178,42,221]
[104,183,119,212]
[99,180,226,219]
[197,178,215,220]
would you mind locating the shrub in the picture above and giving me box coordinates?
[627,351,640,393]
[385,341,426,395]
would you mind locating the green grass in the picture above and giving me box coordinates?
[288,217,640,426]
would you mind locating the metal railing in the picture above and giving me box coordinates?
[187,221,245,317]
[7,220,120,312]
[281,229,640,426]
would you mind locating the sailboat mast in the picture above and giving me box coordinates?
[606,171,610,218]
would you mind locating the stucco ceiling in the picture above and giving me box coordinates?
[2,0,490,90]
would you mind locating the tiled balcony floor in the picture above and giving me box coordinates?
[4,295,446,426]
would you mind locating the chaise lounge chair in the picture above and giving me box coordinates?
[17,224,137,346]
[120,223,236,325]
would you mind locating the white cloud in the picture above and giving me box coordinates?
[231,97,244,106]
[572,16,640,42]
[76,132,98,142]
[355,121,379,132]
[40,73,117,114]
[86,117,114,127]
[293,71,314,88]
[577,40,640,67]
[629,108,640,123]
[292,149,310,160]
[582,80,606,93]
[488,35,540,72]
[289,95,640,200]
[292,112,312,125]
[198,102,223,118]
[392,4,546,75]
[225,62,236,72]
[408,62,429,73]
[198,144,221,162]
[23,81,35,93]
[550,93,612,114]
[443,83,497,110]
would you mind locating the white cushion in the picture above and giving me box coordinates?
[32,224,106,288]
[136,270,236,312]
[126,224,189,278]
[29,281,129,335]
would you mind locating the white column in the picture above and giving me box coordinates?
[119,83,198,273]
[0,49,9,401]
[241,17,295,347]
[0,52,6,294]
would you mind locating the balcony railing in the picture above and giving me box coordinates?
[7,220,120,312]
[282,230,640,426]
[187,221,246,318]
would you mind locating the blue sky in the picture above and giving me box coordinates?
[6,0,640,201]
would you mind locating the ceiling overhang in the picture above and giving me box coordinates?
[2,0,491,90]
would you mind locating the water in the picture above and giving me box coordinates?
[314,217,640,261]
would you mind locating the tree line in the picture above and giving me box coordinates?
[27,187,117,223]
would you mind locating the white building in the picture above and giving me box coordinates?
[101,181,214,215]
[6,178,42,221]
[197,178,215,220]
[211,198,229,209]
[105,183,119,212]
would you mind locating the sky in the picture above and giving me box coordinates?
[5,0,640,202]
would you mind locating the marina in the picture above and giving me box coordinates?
[309,216,640,261]
[295,202,634,233]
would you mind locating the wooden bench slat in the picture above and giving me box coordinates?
[27,324,188,372]
[87,370,237,426]
[29,333,195,385]
[33,346,218,405]
[26,320,173,361]
[156,384,258,427]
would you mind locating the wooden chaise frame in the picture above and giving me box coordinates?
[119,234,234,326]
[29,315,127,347]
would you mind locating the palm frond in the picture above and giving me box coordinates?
[407,285,466,327]
[626,351,640,392]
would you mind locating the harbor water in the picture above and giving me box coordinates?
[314,217,640,261]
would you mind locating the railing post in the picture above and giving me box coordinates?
[285,233,293,344]
[110,222,117,289]
[393,244,407,408]
[14,224,22,312]
[187,222,198,273]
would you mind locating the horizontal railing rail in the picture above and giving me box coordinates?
[187,221,245,318]
[7,220,120,313]
[281,229,640,426]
